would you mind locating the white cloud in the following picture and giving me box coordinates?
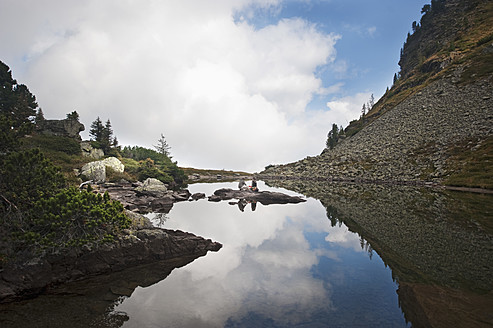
[326,91,372,127]
[367,26,377,37]
[0,0,361,172]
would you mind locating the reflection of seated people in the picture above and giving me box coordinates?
[250,201,257,211]
[237,199,247,212]
[251,177,258,192]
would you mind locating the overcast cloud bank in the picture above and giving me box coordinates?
[1,0,372,171]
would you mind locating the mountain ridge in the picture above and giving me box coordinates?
[260,0,493,189]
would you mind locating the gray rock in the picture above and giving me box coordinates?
[135,178,167,194]
[81,157,125,183]
[81,161,106,183]
[0,222,222,303]
[102,157,124,173]
[210,188,306,205]
[190,193,206,201]
[36,118,85,140]
[80,141,104,159]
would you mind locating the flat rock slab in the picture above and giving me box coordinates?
[0,226,221,303]
[208,188,306,205]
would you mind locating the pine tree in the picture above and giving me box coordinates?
[89,117,104,143]
[154,133,171,158]
[326,123,340,150]
[66,110,79,121]
[35,108,45,123]
[0,60,38,152]
[99,119,114,154]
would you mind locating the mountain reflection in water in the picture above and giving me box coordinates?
[1,181,491,328]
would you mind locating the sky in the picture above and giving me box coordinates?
[0,0,429,172]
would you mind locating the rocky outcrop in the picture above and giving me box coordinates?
[260,75,493,184]
[36,118,85,140]
[135,178,168,194]
[80,157,124,183]
[80,141,104,159]
[98,182,191,214]
[208,188,306,205]
[0,212,222,303]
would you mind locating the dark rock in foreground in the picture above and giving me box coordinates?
[208,188,306,205]
[0,256,205,327]
[0,214,222,303]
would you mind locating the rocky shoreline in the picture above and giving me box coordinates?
[0,211,221,303]
[0,179,309,303]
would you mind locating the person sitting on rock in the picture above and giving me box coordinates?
[251,177,258,192]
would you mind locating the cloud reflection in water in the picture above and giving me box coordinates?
[116,182,398,327]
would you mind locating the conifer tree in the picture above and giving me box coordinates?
[66,110,79,121]
[0,60,37,152]
[89,117,104,143]
[154,133,171,158]
[101,119,113,153]
[35,108,45,123]
[326,123,340,149]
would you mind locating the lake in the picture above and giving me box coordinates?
[1,181,492,327]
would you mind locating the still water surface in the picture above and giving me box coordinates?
[117,182,409,327]
[1,181,492,327]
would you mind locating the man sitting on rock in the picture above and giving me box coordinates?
[250,177,258,192]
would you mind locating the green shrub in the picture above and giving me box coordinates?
[0,149,66,209]
[28,134,81,155]
[121,146,186,187]
[106,166,136,183]
[19,187,131,250]
[137,158,173,184]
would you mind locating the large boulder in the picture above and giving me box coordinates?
[81,157,124,183]
[102,157,124,173]
[80,141,104,159]
[37,118,85,140]
[81,161,106,183]
[135,178,167,194]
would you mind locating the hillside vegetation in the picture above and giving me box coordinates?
[261,0,493,190]
[0,59,190,265]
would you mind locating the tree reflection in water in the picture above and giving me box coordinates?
[266,180,493,327]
